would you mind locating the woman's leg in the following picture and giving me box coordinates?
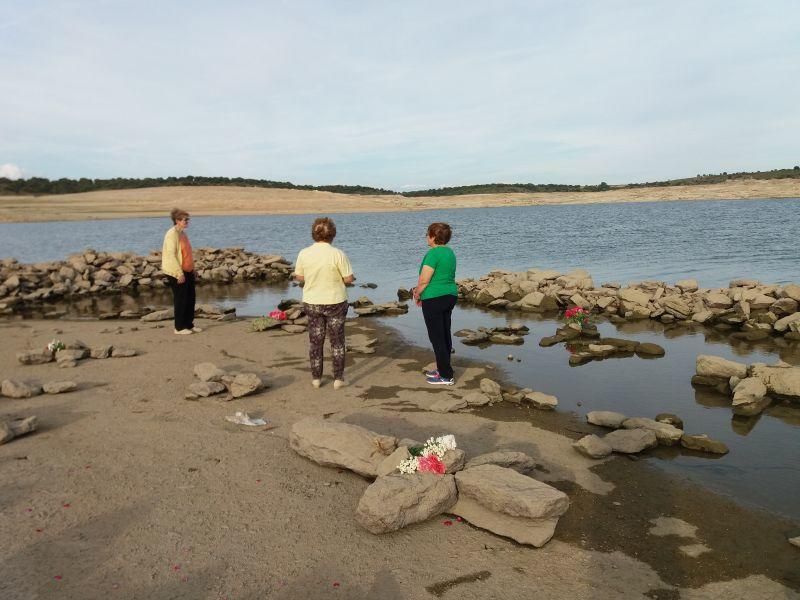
[422,295,455,379]
[325,301,349,381]
[443,295,456,354]
[304,303,327,379]
[167,275,184,330]
[185,271,196,329]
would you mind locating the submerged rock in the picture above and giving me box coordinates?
[680,434,729,455]
[603,429,658,454]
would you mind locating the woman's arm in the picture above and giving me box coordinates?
[413,266,435,304]
[343,274,355,284]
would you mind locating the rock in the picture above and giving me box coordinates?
[90,345,113,359]
[731,378,771,416]
[56,348,88,363]
[622,417,682,446]
[111,346,137,358]
[463,391,492,406]
[586,411,627,429]
[655,413,684,429]
[603,428,658,453]
[696,355,747,379]
[17,350,55,365]
[789,536,800,549]
[489,333,524,345]
[781,284,800,302]
[675,279,699,292]
[524,391,558,410]
[42,381,77,394]
[572,435,612,458]
[376,447,411,477]
[464,451,538,475]
[618,288,651,307]
[228,373,263,398]
[479,378,503,400]
[430,397,468,413]
[187,381,227,397]
[680,434,729,455]
[587,344,616,357]
[475,280,512,305]
[0,416,37,444]
[355,473,458,534]
[281,324,307,333]
[141,308,174,322]
[636,343,665,357]
[397,287,413,301]
[452,465,569,547]
[749,364,800,401]
[518,291,559,312]
[194,362,226,382]
[442,448,467,474]
[0,421,12,444]
[289,418,398,478]
[774,312,800,333]
[705,292,733,308]
[1,379,43,398]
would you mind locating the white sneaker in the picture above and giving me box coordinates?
[174,329,193,335]
[192,326,203,333]
[333,379,347,390]
[311,379,321,389]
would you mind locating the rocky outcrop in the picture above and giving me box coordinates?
[0,247,292,314]
[355,473,458,534]
[451,465,569,547]
[456,269,800,339]
[289,419,398,478]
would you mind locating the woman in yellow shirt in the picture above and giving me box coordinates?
[294,217,355,389]
[161,208,201,335]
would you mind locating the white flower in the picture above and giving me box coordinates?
[437,435,457,451]
[397,456,419,474]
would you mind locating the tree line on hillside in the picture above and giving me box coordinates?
[0,167,798,197]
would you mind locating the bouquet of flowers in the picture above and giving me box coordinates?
[47,339,65,353]
[268,309,287,321]
[564,306,590,329]
[398,435,457,475]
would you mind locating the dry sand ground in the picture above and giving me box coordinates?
[1,316,799,600]
[1,178,799,223]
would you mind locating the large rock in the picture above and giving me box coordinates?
[705,292,733,308]
[111,346,137,358]
[56,348,88,363]
[774,312,800,333]
[228,373,263,398]
[188,381,227,397]
[696,355,747,380]
[749,364,800,401]
[452,465,569,547]
[141,308,174,322]
[194,362,226,382]
[475,281,512,305]
[519,291,559,312]
[622,417,682,446]
[586,411,627,429]
[430,397,468,413]
[572,435,612,458]
[463,391,492,406]
[781,284,800,302]
[90,345,113,359]
[17,350,55,365]
[618,288,651,307]
[464,451,538,474]
[289,418,398,477]
[603,428,658,453]
[675,279,699,293]
[355,473,457,534]
[479,378,503,400]
[1,379,43,398]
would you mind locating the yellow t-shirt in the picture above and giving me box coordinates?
[295,242,353,305]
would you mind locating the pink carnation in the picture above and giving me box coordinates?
[268,310,287,321]
[417,454,446,475]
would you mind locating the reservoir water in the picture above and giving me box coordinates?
[1,198,799,520]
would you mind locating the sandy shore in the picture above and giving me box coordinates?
[1,179,799,223]
[1,315,798,599]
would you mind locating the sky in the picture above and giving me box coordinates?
[1,0,798,191]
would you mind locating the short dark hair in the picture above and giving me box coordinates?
[427,222,452,245]
[170,208,189,224]
[312,217,337,242]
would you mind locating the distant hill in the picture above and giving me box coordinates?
[1,166,798,197]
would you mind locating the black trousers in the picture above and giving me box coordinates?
[421,294,457,379]
[167,270,196,331]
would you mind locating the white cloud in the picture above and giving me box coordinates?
[0,164,23,180]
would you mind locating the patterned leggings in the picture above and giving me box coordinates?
[303,301,349,380]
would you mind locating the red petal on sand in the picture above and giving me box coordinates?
[85,465,91,469]
[25,508,33,512]
[456,516,462,522]
[54,575,62,581]
[256,479,261,483]
[62,504,71,508]
[36,528,43,533]
[333,582,340,588]
[442,520,453,526]
[172,565,181,571]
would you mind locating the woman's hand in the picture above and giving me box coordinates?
[177,274,186,284]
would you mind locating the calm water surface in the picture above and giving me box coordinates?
[1,198,799,520]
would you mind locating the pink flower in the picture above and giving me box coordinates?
[268,310,287,321]
[417,454,446,475]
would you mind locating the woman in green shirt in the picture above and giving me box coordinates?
[413,222,458,385]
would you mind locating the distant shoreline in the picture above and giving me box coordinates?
[1,178,798,223]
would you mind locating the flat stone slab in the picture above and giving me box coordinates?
[696,355,747,379]
[603,428,658,453]
[355,473,457,534]
[289,418,398,478]
[464,451,538,474]
[524,391,558,410]
[648,516,698,538]
[188,381,227,397]
[573,434,612,458]
[622,417,682,446]
[194,362,226,382]
[43,381,77,394]
[1,379,43,398]
[587,411,627,429]
[680,434,729,455]
[17,350,55,365]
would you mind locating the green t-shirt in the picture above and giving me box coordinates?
[419,245,458,300]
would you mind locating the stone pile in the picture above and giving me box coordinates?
[574,409,729,457]
[539,324,666,365]
[17,339,137,368]
[0,247,292,315]
[290,418,569,547]
[185,362,266,400]
[454,324,530,346]
[457,269,800,340]
[251,300,308,333]
[350,297,409,317]
[692,354,800,416]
